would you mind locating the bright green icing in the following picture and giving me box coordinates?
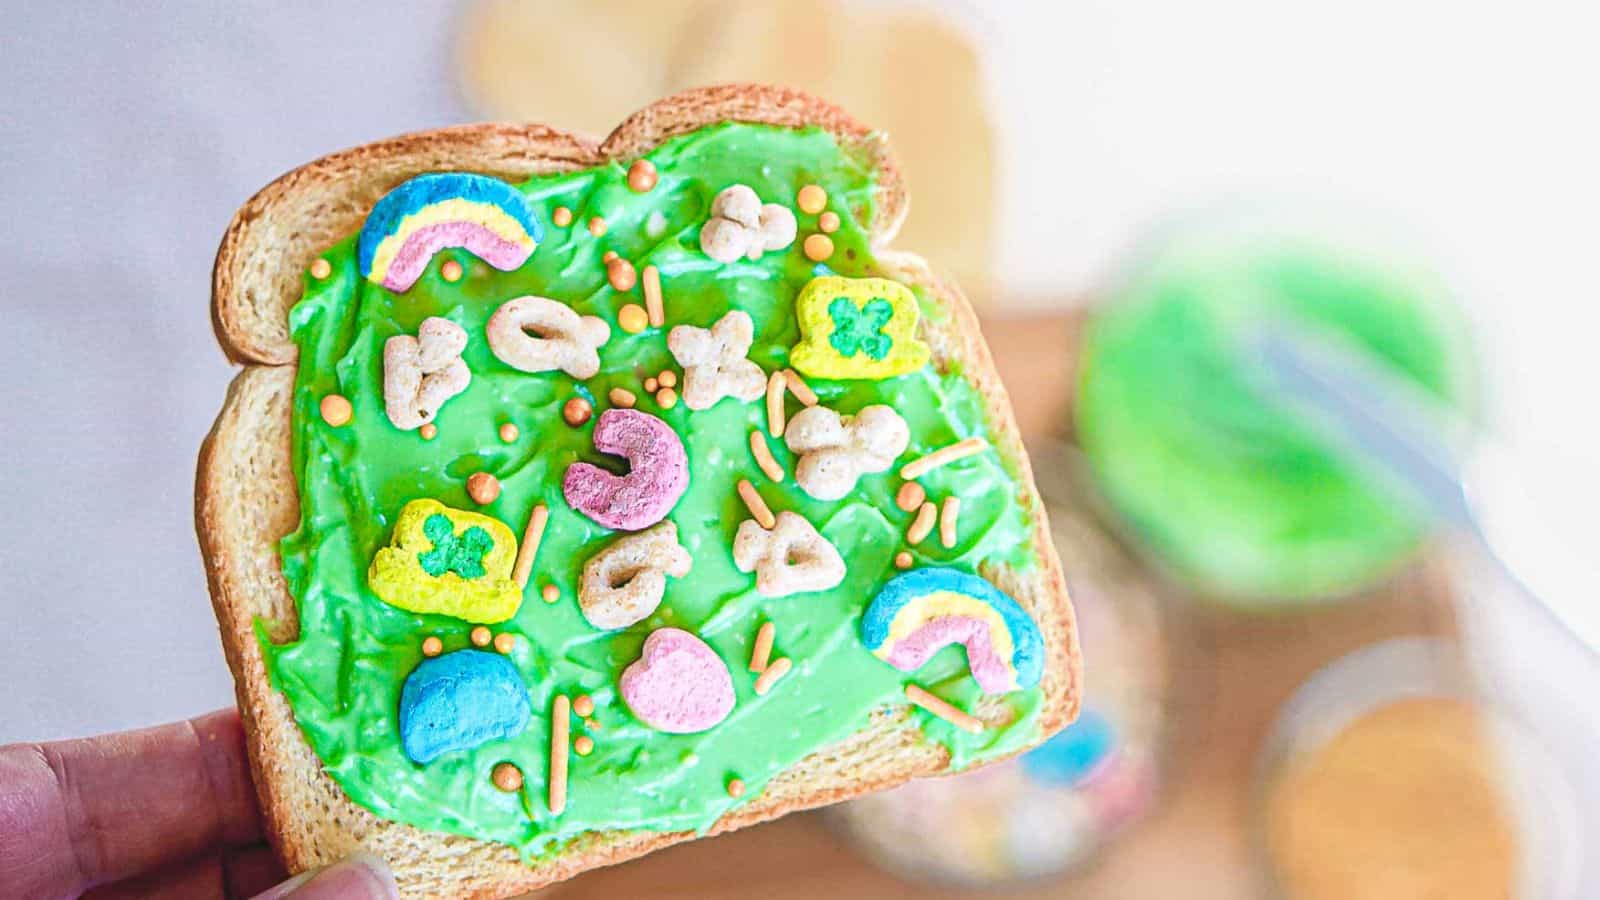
[1076,236,1471,601]
[270,123,1043,858]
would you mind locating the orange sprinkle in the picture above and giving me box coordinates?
[781,369,818,406]
[607,258,638,292]
[803,234,834,262]
[895,481,926,512]
[309,258,332,280]
[749,430,785,482]
[588,216,607,237]
[727,778,746,798]
[603,250,619,264]
[499,422,519,443]
[541,583,559,604]
[766,370,787,438]
[797,184,828,215]
[574,735,595,756]
[419,423,438,440]
[819,211,841,234]
[562,397,593,427]
[319,394,352,427]
[753,657,792,696]
[421,636,443,657]
[658,369,677,388]
[736,479,776,530]
[643,377,659,393]
[440,259,464,282]
[627,159,658,192]
[466,472,501,505]
[905,684,984,734]
[471,625,492,647]
[608,387,637,409]
[907,501,937,545]
[491,762,523,792]
[749,621,775,673]
[617,304,648,334]
[549,695,570,814]
[894,551,914,570]
[642,265,664,326]
[552,206,573,227]
[512,503,549,589]
[573,694,595,717]
[939,496,961,548]
[901,437,987,480]
[493,632,516,654]
[656,387,678,410]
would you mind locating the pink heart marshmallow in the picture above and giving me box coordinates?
[619,628,736,733]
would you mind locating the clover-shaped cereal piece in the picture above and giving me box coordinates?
[578,521,693,630]
[790,275,931,380]
[699,184,797,263]
[733,511,846,597]
[667,310,767,410]
[383,316,471,430]
[784,404,910,501]
[486,295,610,379]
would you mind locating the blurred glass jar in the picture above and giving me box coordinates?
[1254,637,1586,900]
[826,447,1176,887]
[1074,204,1477,605]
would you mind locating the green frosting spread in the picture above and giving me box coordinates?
[270,123,1043,858]
[1076,236,1471,601]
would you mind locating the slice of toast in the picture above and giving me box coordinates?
[196,84,1081,898]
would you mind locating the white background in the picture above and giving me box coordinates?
[2,1,1594,747]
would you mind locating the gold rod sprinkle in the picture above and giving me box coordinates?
[749,621,776,673]
[753,657,792,695]
[905,683,983,734]
[513,503,549,589]
[549,694,570,814]
[900,437,987,480]
[737,479,776,530]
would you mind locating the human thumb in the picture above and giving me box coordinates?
[251,852,399,899]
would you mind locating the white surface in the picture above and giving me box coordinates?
[2,1,1597,746]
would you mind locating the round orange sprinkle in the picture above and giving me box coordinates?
[618,303,648,334]
[803,234,834,262]
[658,370,677,388]
[727,778,746,798]
[573,695,595,717]
[656,387,679,410]
[627,159,659,192]
[552,206,573,227]
[440,259,464,282]
[466,472,501,505]
[471,625,492,647]
[797,184,827,215]
[309,258,332,280]
[819,211,841,234]
[607,259,637,292]
[493,632,516,654]
[584,718,600,730]
[574,735,595,756]
[895,481,926,513]
[499,422,519,443]
[419,423,438,440]
[588,216,607,237]
[608,387,637,409]
[562,397,593,427]
[643,377,659,393]
[421,636,443,657]
[894,551,914,570]
[541,583,559,603]
[491,762,523,792]
[603,250,619,264]
[319,394,352,427]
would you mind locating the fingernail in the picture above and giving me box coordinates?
[254,853,398,900]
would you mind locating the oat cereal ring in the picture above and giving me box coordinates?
[578,521,693,630]
[733,511,846,597]
[486,295,610,379]
[667,310,767,411]
[699,184,797,264]
[783,404,910,501]
[382,316,471,430]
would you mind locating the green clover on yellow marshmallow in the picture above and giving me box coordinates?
[790,276,930,379]
[368,498,523,623]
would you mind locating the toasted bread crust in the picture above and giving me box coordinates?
[198,84,1078,898]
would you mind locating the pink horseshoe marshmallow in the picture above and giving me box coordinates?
[563,408,689,531]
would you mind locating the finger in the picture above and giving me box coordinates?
[225,844,289,898]
[0,708,263,897]
[250,853,398,900]
[79,844,283,900]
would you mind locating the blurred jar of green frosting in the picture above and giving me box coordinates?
[1074,213,1474,603]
